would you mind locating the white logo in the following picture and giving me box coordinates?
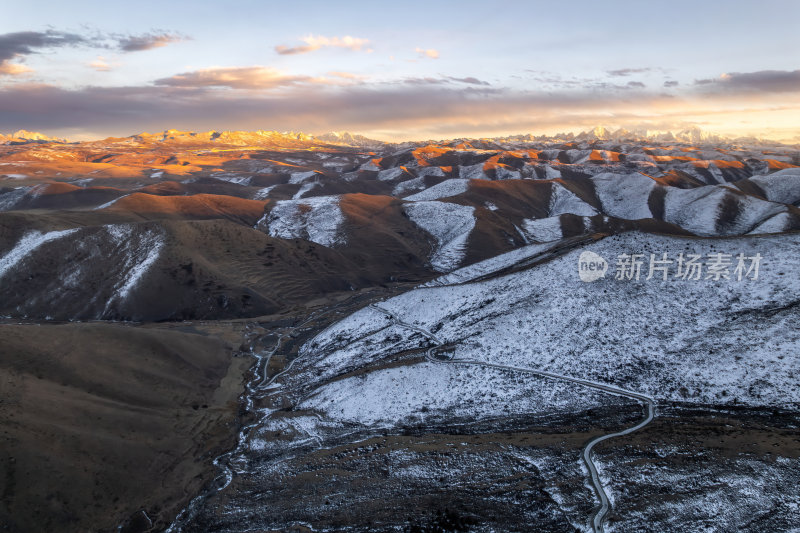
[578,251,608,282]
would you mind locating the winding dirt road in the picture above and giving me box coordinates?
[369,303,656,533]
[166,286,656,533]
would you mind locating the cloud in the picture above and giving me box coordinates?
[606,67,652,77]
[0,29,185,76]
[398,76,489,87]
[0,30,88,76]
[526,72,650,92]
[0,30,87,63]
[526,73,588,88]
[446,76,490,86]
[664,80,679,88]
[88,56,112,72]
[0,80,679,140]
[696,69,800,93]
[275,35,369,55]
[415,47,439,59]
[327,71,366,80]
[154,66,316,89]
[0,62,33,76]
[402,77,447,85]
[117,32,184,52]
[2,69,798,142]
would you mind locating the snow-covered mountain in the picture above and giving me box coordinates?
[571,125,726,144]
[314,131,385,148]
[5,125,794,150]
[174,229,800,532]
[0,130,67,144]
[2,128,799,533]
[1,132,798,320]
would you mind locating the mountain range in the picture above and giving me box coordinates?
[1,126,798,533]
[2,125,795,148]
[0,130,67,144]
[1,127,798,322]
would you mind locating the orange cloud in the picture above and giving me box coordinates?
[153,66,361,90]
[415,47,439,59]
[275,35,370,55]
[3,75,800,143]
[327,71,367,80]
[0,60,32,76]
[154,66,314,89]
[88,56,113,72]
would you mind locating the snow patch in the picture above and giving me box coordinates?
[591,172,654,219]
[416,166,446,178]
[458,163,487,180]
[0,229,80,280]
[404,200,475,272]
[93,194,130,210]
[405,179,469,202]
[522,216,563,242]
[663,186,785,236]
[293,181,318,199]
[214,175,252,186]
[253,186,276,200]
[289,171,318,185]
[424,241,559,287]
[338,232,800,408]
[543,165,562,179]
[750,168,800,205]
[103,224,165,306]
[300,362,608,426]
[550,183,597,217]
[359,160,380,171]
[0,186,31,211]
[392,177,426,196]
[261,195,345,247]
[377,167,406,182]
[494,166,521,180]
[747,211,792,234]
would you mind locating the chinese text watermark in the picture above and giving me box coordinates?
[578,251,762,282]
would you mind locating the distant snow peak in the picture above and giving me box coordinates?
[129,129,316,146]
[0,130,67,144]
[572,125,726,145]
[315,131,384,148]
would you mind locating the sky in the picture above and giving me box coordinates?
[1,0,799,142]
